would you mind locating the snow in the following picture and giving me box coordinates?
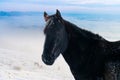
[0,28,74,80]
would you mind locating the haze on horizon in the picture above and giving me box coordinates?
[0,0,120,14]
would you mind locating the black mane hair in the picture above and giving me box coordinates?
[63,19,104,41]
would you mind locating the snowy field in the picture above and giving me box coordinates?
[0,26,74,80]
[0,24,74,80]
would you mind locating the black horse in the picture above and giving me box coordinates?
[42,10,120,80]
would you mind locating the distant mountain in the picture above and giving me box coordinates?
[0,11,42,16]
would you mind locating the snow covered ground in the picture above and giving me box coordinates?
[0,27,74,80]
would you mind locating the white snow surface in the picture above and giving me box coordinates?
[0,28,74,80]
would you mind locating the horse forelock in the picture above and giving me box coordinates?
[44,15,65,34]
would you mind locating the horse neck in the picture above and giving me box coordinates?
[63,21,109,59]
[65,21,99,50]
[62,20,104,66]
[62,20,91,64]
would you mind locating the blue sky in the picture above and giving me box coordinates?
[0,0,120,14]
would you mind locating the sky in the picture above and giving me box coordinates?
[0,0,120,14]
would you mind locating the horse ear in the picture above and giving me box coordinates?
[44,12,49,22]
[56,9,61,18]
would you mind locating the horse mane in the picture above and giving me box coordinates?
[63,19,105,41]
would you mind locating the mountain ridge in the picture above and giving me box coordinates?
[0,11,42,16]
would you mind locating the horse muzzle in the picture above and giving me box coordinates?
[42,54,54,65]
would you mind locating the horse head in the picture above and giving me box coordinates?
[42,10,68,65]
